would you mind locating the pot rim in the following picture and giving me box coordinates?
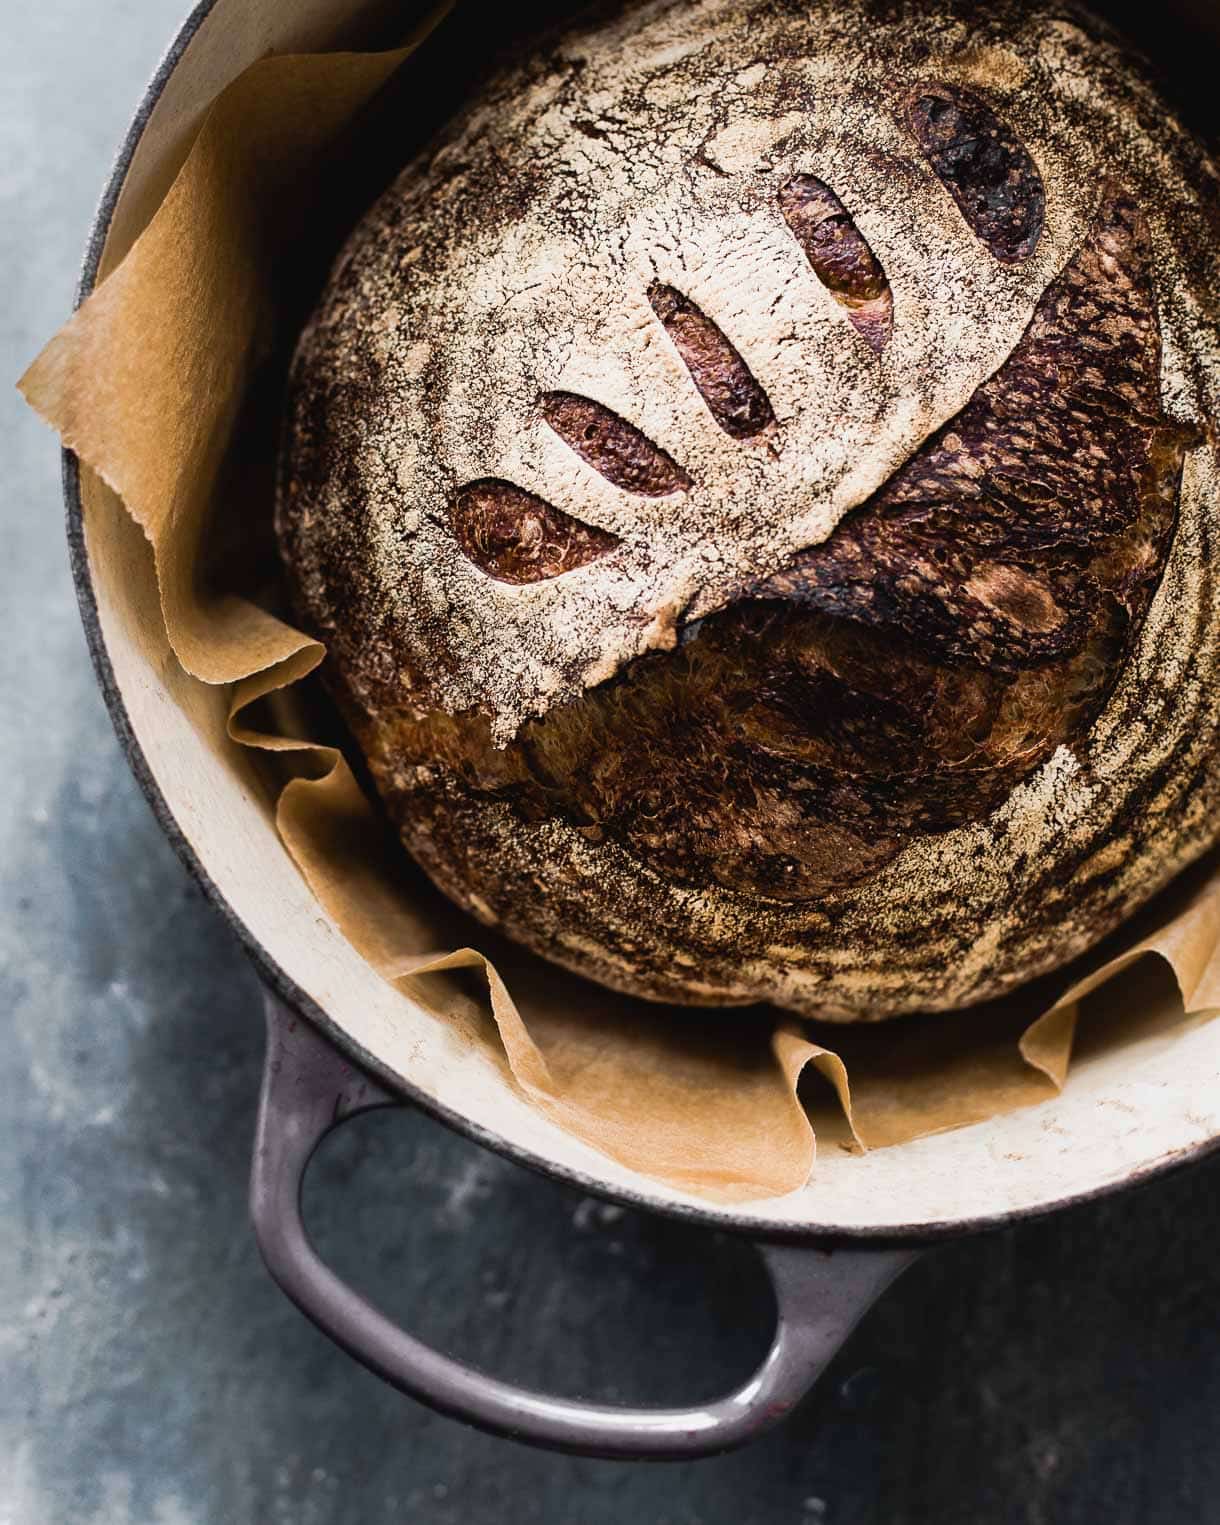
[64,0,1220,1246]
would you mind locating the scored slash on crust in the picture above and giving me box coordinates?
[646,281,778,440]
[777,174,894,356]
[539,392,692,496]
[905,84,1047,264]
[449,82,1047,585]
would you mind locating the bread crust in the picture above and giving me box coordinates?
[278,0,1220,1020]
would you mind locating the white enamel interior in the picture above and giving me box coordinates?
[81,0,1220,1235]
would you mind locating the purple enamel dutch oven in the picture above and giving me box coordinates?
[65,0,1220,1461]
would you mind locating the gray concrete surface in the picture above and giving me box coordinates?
[4,4,1220,1522]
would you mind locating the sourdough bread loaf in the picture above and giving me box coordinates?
[277,0,1220,1020]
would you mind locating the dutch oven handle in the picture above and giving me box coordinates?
[250,991,918,1459]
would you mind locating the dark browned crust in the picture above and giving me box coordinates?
[758,188,1190,672]
[778,174,894,354]
[647,282,776,440]
[540,392,693,495]
[905,83,1047,263]
[450,478,621,583]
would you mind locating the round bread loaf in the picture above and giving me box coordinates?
[277,0,1220,1021]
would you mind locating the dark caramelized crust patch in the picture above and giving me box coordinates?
[396,187,1187,901]
[906,85,1046,263]
[760,188,1192,669]
[541,392,692,495]
[451,479,621,583]
[778,175,894,353]
[648,282,776,439]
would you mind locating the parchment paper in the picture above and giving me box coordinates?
[20,13,1220,1202]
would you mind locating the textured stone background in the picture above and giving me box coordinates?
[4,3,1220,1522]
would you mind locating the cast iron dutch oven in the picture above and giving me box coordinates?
[65,0,1220,1460]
